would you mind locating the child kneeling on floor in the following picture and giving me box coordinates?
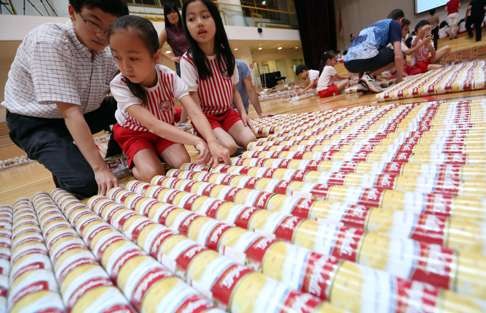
[109,15,230,182]
[180,0,256,155]
[316,51,350,98]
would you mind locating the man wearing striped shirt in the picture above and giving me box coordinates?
[1,0,129,198]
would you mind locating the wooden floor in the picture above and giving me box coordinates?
[1,33,485,205]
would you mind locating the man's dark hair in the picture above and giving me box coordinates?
[69,0,129,16]
[429,8,436,15]
[295,64,308,75]
[387,9,405,20]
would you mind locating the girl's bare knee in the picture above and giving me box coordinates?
[134,165,164,182]
[169,153,191,168]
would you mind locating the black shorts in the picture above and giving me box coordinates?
[6,97,117,199]
[344,47,395,73]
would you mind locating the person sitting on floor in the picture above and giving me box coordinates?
[316,50,350,98]
[295,65,320,93]
[406,20,451,75]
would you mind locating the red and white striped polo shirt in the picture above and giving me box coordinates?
[111,65,189,132]
[180,53,239,115]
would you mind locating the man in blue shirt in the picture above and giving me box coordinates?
[235,59,263,116]
[344,9,406,92]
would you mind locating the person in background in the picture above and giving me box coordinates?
[2,0,129,198]
[428,8,440,49]
[406,20,451,75]
[295,65,320,93]
[447,0,461,39]
[401,19,433,56]
[469,0,486,41]
[316,50,350,98]
[159,2,190,75]
[236,59,264,117]
[343,9,407,93]
[466,1,475,38]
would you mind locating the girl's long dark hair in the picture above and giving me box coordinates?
[319,50,336,73]
[110,15,160,104]
[182,0,235,80]
[164,2,183,29]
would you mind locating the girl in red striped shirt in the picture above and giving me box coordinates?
[180,0,256,155]
[109,15,230,182]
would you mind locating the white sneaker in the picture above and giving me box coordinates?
[359,73,383,93]
[345,83,368,94]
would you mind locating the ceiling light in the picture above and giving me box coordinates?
[258,47,263,50]
[234,48,239,51]
[262,0,266,5]
[294,46,299,49]
[277,47,283,50]
[165,50,172,54]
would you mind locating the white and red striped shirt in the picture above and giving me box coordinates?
[180,53,239,115]
[110,65,188,132]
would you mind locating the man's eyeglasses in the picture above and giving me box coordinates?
[79,13,111,36]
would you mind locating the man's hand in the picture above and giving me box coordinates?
[94,167,118,196]
[57,102,118,196]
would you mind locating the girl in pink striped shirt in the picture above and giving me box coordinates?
[109,15,229,182]
[180,0,256,155]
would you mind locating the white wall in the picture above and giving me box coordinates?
[0,15,68,40]
[335,0,469,50]
[252,49,304,82]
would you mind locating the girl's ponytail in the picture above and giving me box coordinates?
[124,77,148,104]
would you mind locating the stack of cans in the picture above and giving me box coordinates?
[50,189,224,313]
[1,97,486,312]
[31,192,134,313]
[377,61,486,101]
[0,206,11,312]
[9,198,64,313]
[86,193,340,313]
[107,185,486,312]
